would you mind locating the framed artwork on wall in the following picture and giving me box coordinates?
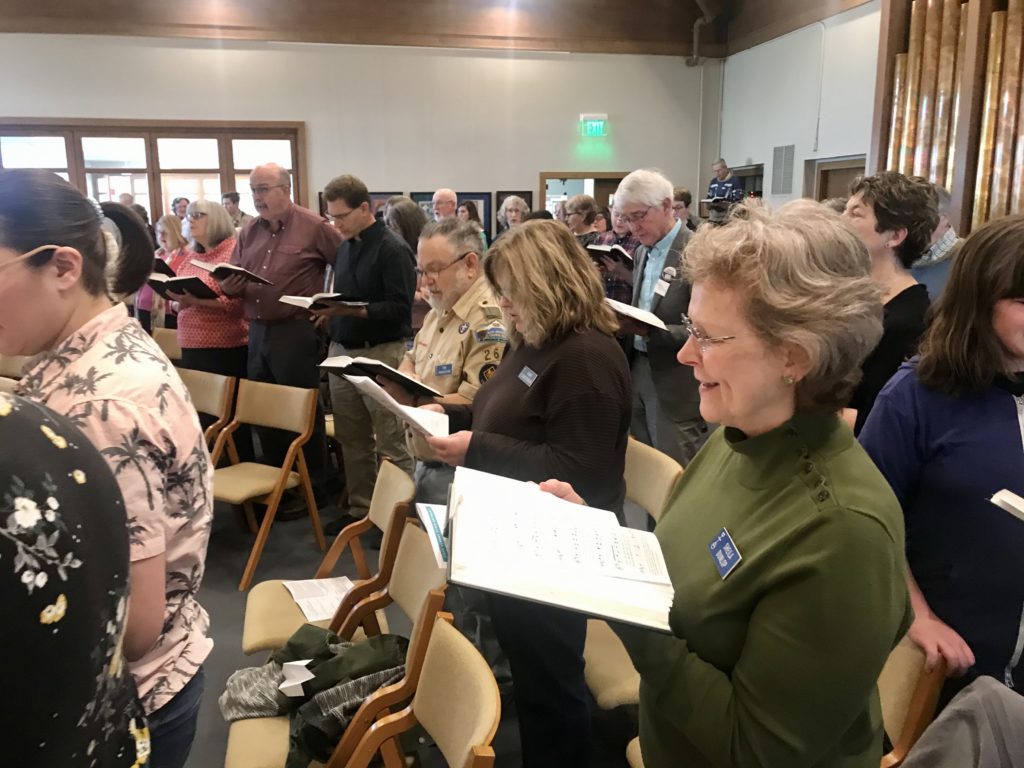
[370,191,402,219]
[496,190,534,215]
[410,192,435,222]
[457,192,493,237]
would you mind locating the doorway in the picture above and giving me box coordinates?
[805,156,866,202]
[539,171,628,214]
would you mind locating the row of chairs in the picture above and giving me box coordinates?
[229,466,501,767]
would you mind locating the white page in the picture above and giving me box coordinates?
[279,659,315,697]
[992,489,1024,523]
[342,375,449,437]
[281,576,354,622]
[605,298,668,331]
[415,503,450,567]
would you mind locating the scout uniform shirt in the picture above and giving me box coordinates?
[403,277,506,458]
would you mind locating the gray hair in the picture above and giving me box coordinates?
[614,169,673,209]
[186,199,236,249]
[683,198,883,411]
[497,195,529,227]
[420,216,484,258]
[934,185,952,216]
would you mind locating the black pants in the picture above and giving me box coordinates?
[179,345,254,462]
[488,594,592,767]
[247,319,328,491]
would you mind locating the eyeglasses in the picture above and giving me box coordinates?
[326,207,361,224]
[564,209,581,217]
[621,206,656,225]
[416,251,473,278]
[0,244,59,273]
[187,211,208,221]
[250,184,287,196]
[681,314,736,352]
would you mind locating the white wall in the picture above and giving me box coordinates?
[0,34,708,209]
[719,1,881,202]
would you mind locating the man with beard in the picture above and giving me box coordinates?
[380,216,506,502]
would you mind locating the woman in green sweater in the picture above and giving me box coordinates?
[546,199,913,767]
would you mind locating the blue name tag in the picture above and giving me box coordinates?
[708,527,742,580]
[434,363,453,376]
[518,366,538,387]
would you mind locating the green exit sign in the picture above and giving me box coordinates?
[579,113,608,137]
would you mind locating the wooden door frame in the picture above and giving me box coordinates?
[538,171,629,210]
[804,155,866,201]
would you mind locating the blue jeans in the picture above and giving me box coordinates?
[147,666,205,768]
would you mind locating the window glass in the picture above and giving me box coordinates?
[232,139,291,170]
[157,138,219,169]
[81,137,147,169]
[0,136,68,168]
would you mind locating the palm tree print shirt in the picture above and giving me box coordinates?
[16,304,214,714]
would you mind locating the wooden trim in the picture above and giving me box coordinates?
[869,0,913,174]
[726,0,875,56]
[0,116,304,132]
[951,0,996,234]
[537,171,629,211]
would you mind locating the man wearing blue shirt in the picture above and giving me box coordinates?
[707,158,745,203]
[614,169,706,467]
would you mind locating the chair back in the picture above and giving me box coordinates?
[624,437,683,522]
[878,634,945,767]
[414,617,501,768]
[368,461,416,568]
[0,355,29,379]
[234,379,317,434]
[177,368,235,445]
[390,521,449,651]
[153,327,182,362]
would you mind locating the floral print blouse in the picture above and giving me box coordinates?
[16,304,214,714]
[0,392,150,766]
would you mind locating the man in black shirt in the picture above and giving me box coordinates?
[314,174,416,524]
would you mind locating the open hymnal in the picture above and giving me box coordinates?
[151,257,176,277]
[279,293,369,311]
[446,466,674,632]
[991,489,1024,523]
[605,298,668,332]
[190,259,274,286]
[146,273,218,300]
[320,354,442,399]
[415,503,450,568]
[342,375,449,438]
[281,576,354,622]
[586,243,634,268]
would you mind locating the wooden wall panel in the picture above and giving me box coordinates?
[972,10,1006,228]
[913,0,944,175]
[929,0,961,183]
[900,2,927,173]
[869,0,913,174]
[0,0,728,56]
[989,0,1024,218]
[888,55,910,170]
[946,2,969,190]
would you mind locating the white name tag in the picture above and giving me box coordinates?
[518,366,538,387]
[654,279,670,297]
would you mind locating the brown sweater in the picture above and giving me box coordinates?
[445,328,631,515]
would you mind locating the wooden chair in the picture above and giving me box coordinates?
[878,634,946,768]
[175,367,235,448]
[0,377,15,394]
[584,438,684,710]
[0,354,29,379]
[241,460,415,654]
[345,616,501,768]
[224,520,450,768]
[153,327,181,362]
[211,379,325,591]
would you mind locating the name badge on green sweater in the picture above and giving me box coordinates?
[708,527,742,579]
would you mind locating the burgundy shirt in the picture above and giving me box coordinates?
[230,203,341,322]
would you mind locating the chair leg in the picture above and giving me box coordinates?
[242,501,259,534]
[238,487,285,591]
[379,736,405,768]
[297,449,326,551]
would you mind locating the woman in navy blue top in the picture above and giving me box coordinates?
[860,214,1024,705]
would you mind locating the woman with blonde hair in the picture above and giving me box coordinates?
[564,193,601,248]
[136,213,190,332]
[426,219,631,767]
[545,200,912,768]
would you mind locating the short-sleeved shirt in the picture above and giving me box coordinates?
[17,305,214,713]
[175,235,248,349]
[0,393,150,767]
[230,203,341,323]
[402,279,506,460]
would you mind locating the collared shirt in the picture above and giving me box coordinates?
[915,226,958,266]
[230,203,341,323]
[403,278,507,460]
[230,210,254,228]
[635,218,682,352]
[16,305,214,714]
[330,219,416,347]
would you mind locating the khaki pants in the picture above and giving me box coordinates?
[328,340,414,516]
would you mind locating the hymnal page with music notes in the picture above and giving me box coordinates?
[447,467,674,632]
